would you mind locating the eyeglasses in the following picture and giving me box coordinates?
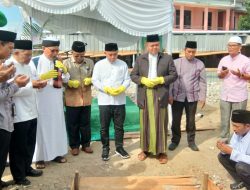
[227,44,240,48]
[46,47,59,53]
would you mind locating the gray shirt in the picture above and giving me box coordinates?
[169,57,207,102]
[0,81,19,132]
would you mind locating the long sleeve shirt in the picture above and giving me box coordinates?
[229,130,250,164]
[92,58,130,105]
[64,57,94,107]
[37,54,70,85]
[169,57,207,102]
[217,54,250,102]
[8,57,38,123]
[0,71,19,132]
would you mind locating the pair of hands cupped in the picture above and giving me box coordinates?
[141,77,165,88]
[68,78,92,88]
[220,68,242,78]
[14,74,47,89]
[0,62,30,87]
[104,86,125,96]
[0,62,16,83]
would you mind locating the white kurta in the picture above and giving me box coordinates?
[33,54,69,162]
[8,58,38,123]
[92,58,130,106]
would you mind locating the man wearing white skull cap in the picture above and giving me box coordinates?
[217,36,250,138]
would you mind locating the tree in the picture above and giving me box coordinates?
[238,0,250,30]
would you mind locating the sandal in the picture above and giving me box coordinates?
[53,156,67,163]
[157,153,168,164]
[138,151,148,161]
[35,161,45,169]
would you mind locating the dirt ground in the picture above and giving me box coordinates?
[2,100,249,190]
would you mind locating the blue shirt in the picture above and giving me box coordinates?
[230,130,250,164]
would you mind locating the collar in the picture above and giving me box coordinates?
[230,53,240,61]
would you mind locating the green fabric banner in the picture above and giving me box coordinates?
[91,97,140,140]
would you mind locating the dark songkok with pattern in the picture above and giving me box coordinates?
[72,41,87,52]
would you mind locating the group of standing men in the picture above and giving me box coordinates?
[0,28,250,190]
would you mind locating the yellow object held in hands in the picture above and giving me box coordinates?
[151,77,165,85]
[141,77,155,88]
[39,70,58,80]
[68,80,80,88]
[55,60,67,73]
[110,86,126,96]
[83,77,92,86]
[103,86,112,94]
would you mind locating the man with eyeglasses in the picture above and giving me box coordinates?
[63,41,94,156]
[34,37,69,169]
[217,36,250,138]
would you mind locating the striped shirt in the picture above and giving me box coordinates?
[169,57,207,102]
[230,130,250,164]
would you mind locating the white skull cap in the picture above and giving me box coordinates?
[228,36,242,44]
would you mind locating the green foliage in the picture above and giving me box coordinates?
[238,0,250,30]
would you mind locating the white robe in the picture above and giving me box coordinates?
[33,54,69,162]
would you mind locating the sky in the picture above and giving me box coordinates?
[0,4,24,36]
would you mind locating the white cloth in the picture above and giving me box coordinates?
[7,57,38,123]
[92,58,130,105]
[148,53,158,79]
[33,54,69,162]
[230,130,250,164]
[6,0,173,45]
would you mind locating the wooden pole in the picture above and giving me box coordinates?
[202,173,209,190]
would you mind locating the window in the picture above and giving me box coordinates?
[184,10,191,29]
[175,10,180,28]
[202,12,213,30]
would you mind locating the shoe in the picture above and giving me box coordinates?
[1,180,14,187]
[230,182,245,189]
[81,146,93,154]
[26,168,43,177]
[115,147,130,159]
[15,178,31,186]
[102,148,110,161]
[71,148,80,156]
[168,143,178,151]
[157,153,168,164]
[188,144,199,151]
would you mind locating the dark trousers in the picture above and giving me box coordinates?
[0,129,11,184]
[9,118,37,181]
[99,105,125,150]
[218,153,250,188]
[171,99,197,145]
[66,106,91,149]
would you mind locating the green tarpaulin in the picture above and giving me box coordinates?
[90,97,140,140]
